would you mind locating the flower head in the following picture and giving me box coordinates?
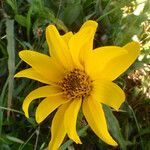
[15,20,140,150]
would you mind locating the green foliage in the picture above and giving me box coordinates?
[0,0,150,149]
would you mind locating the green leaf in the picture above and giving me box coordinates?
[15,15,27,27]
[63,4,82,26]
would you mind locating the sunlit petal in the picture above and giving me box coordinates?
[79,20,98,66]
[100,42,140,80]
[69,21,98,68]
[35,95,68,123]
[92,80,125,110]
[15,68,51,84]
[22,86,60,118]
[61,32,73,44]
[82,96,118,146]
[64,99,82,144]
[19,50,64,82]
[46,25,73,70]
[48,103,70,150]
[85,46,127,80]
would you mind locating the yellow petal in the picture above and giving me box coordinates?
[46,25,73,70]
[19,50,64,82]
[82,96,118,146]
[48,103,70,150]
[35,95,68,123]
[100,42,140,80]
[80,20,98,48]
[61,32,73,44]
[69,21,98,68]
[22,86,60,118]
[92,80,125,110]
[80,21,98,67]
[80,20,98,31]
[79,20,98,52]
[85,46,127,80]
[64,99,82,144]
[15,68,51,84]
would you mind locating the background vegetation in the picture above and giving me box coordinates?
[0,0,150,149]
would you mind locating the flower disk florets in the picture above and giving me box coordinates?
[58,69,92,100]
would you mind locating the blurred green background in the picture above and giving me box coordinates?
[0,0,150,149]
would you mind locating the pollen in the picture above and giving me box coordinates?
[58,69,92,100]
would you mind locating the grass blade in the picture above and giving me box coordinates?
[6,19,15,118]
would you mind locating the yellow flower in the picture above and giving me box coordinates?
[15,20,140,150]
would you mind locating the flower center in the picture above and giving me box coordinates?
[58,69,92,100]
